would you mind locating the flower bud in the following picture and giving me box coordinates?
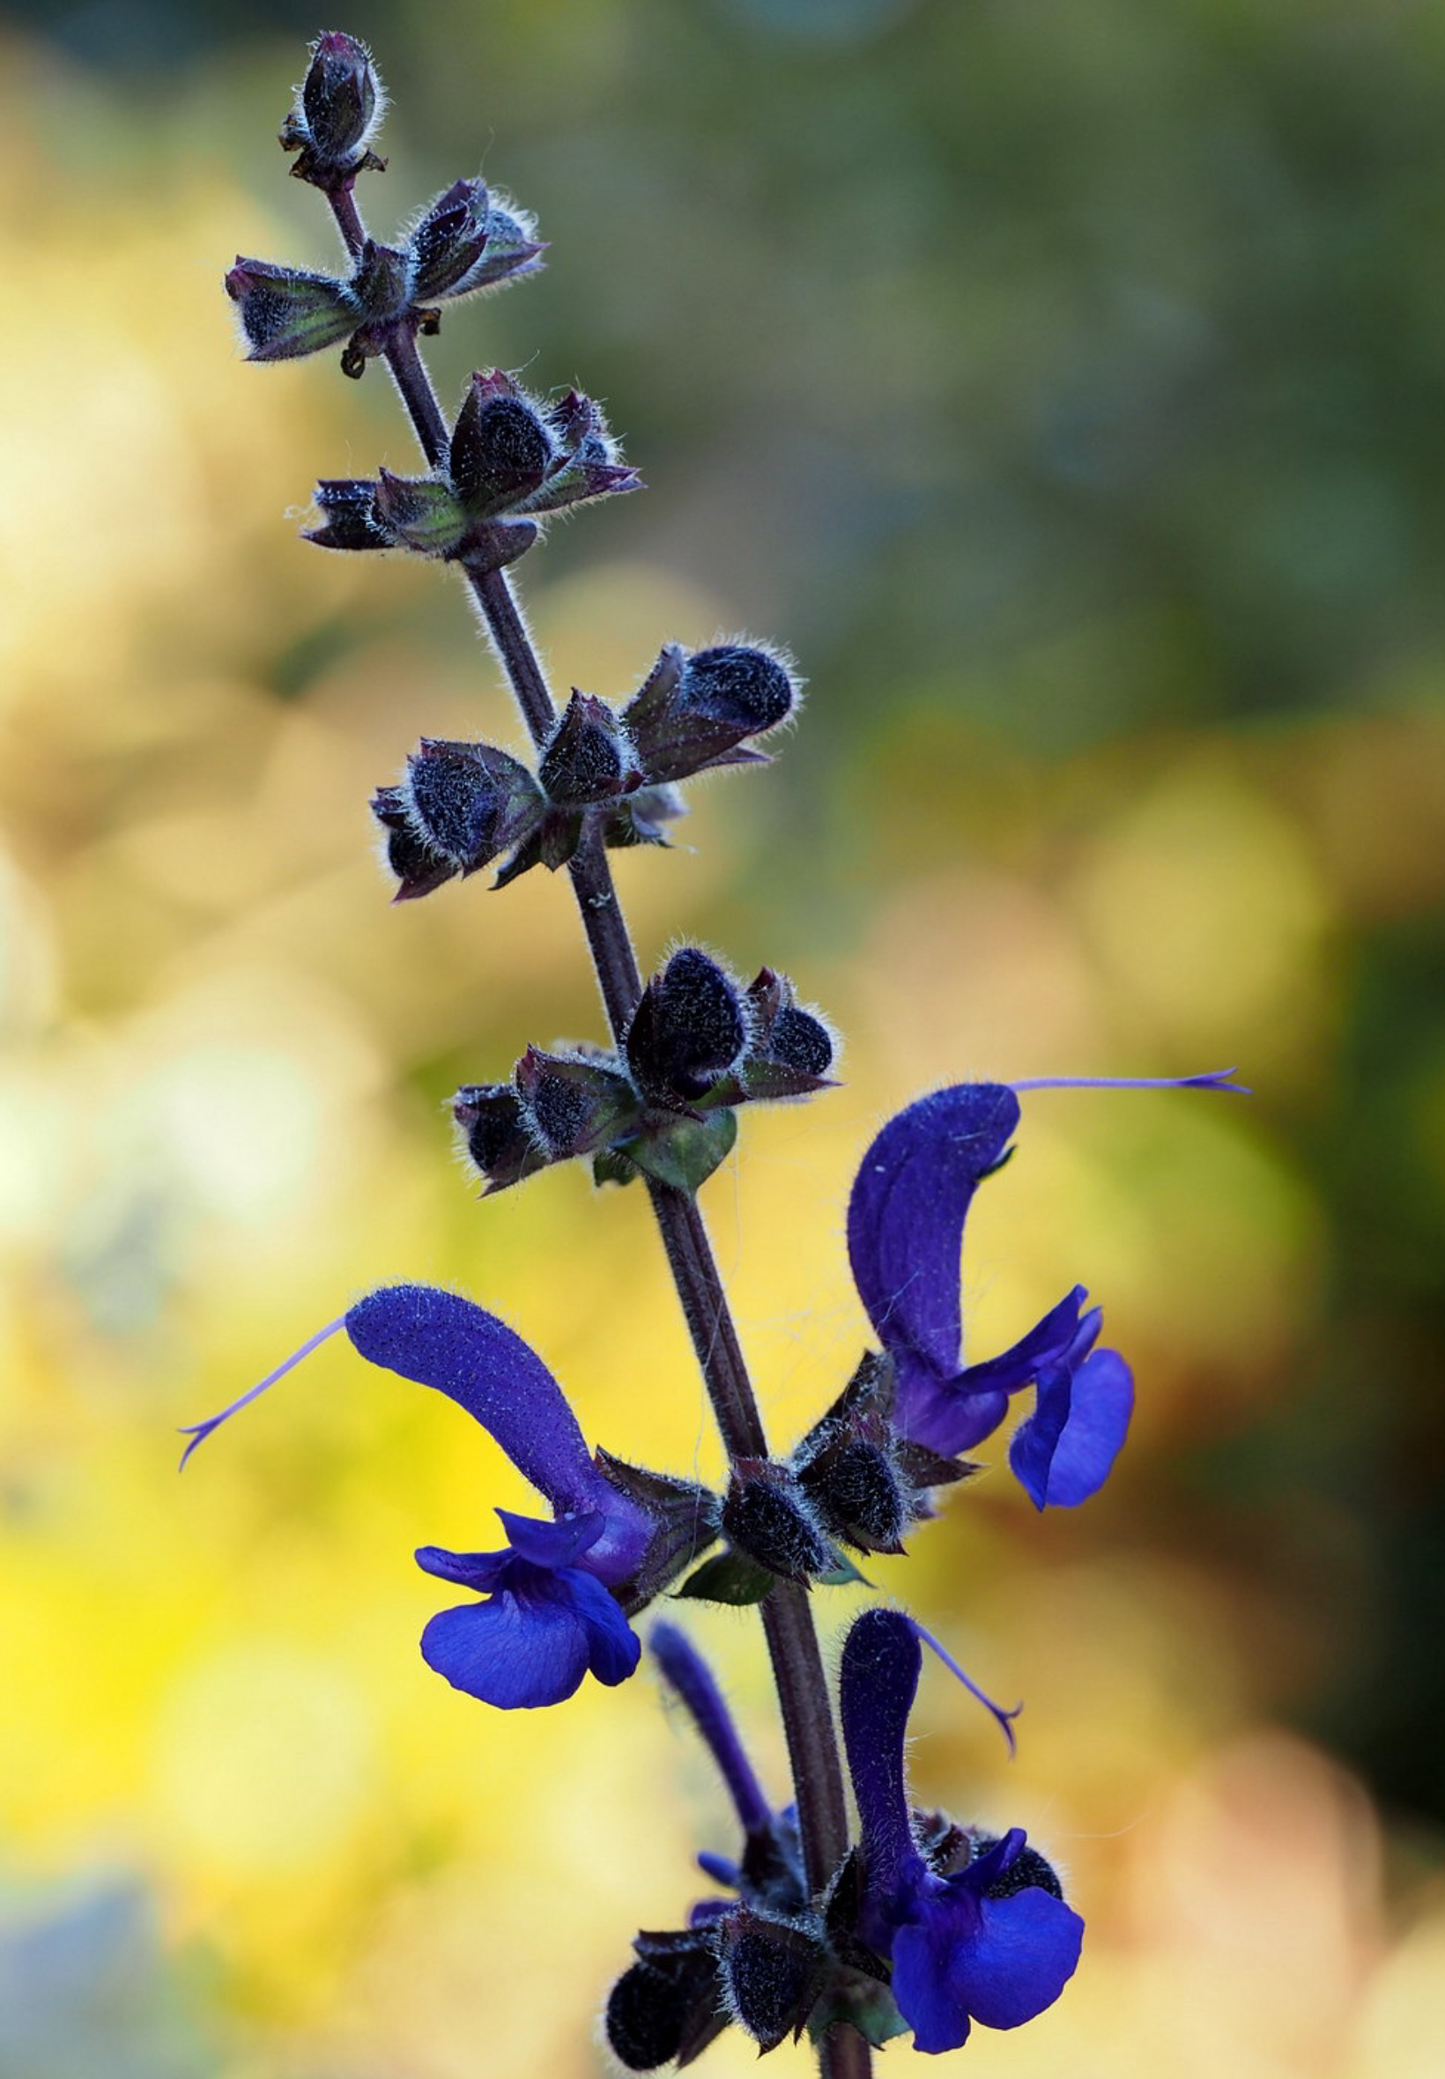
[538,692,639,805]
[304,478,391,551]
[721,1460,837,1582]
[717,1909,822,2052]
[409,181,546,302]
[449,372,553,513]
[408,178,493,301]
[279,31,386,188]
[735,968,836,1100]
[513,1045,640,1161]
[371,786,453,902]
[452,1084,549,1193]
[626,948,748,1104]
[462,198,547,294]
[605,1930,725,2072]
[624,642,798,785]
[372,741,544,900]
[225,259,356,362]
[402,739,542,866]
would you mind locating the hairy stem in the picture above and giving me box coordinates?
[327,184,868,2074]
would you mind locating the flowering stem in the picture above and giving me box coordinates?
[327,182,868,2075]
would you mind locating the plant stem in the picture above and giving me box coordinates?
[328,184,869,2075]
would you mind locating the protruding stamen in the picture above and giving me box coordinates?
[178,1316,347,1469]
[912,1618,1021,1756]
[1010,1068,1250,1096]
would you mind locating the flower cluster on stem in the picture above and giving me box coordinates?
[191,33,1246,2075]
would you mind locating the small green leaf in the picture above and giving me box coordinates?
[622,1108,737,1194]
[676,1550,775,1606]
[807,1976,908,2051]
[817,1555,874,1589]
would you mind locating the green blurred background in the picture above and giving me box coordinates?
[1,0,1443,2071]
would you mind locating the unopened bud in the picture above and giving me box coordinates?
[626,948,748,1104]
[452,1084,549,1193]
[225,259,356,362]
[408,178,492,301]
[717,1910,822,2051]
[409,181,546,303]
[721,1460,836,1582]
[280,31,385,187]
[605,1930,725,2072]
[371,787,453,902]
[304,478,390,551]
[624,642,797,785]
[513,1046,640,1161]
[450,372,553,512]
[736,968,836,1100]
[538,692,639,805]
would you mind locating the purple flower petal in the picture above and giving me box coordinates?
[839,1608,925,1905]
[891,1900,979,2055]
[421,1585,593,1708]
[847,1085,1019,1392]
[955,1885,1084,2030]
[901,1287,1089,1457]
[1009,1347,1134,1509]
[495,1506,606,1568]
[345,1287,652,1581]
[420,1563,639,1708]
[414,1543,514,1592]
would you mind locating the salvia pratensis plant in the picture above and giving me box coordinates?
[189,32,1248,2070]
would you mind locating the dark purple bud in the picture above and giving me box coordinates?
[370,785,455,902]
[414,190,546,302]
[513,1045,641,1161]
[280,32,385,186]
[463,200,547,292]
[731,968,837,1102]
[373,469,468,556]
[527,389,643,516]
[408,178,492,301]
[538,691,639,805]
[720,1459,837,1583]
[626,948,748,1104]
[450,372,553,513]
[453,1083,550,1192]
[717,1910,822,2052]
[304,477,391,551]
[397,738,543,872]
[225,258,356,362]
[624,642,798,785]
[605,1930,726,2072]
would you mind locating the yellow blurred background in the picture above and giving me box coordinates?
[1,2,1443,2073]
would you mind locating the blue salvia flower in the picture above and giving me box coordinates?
[846,1072,1244,1508]
[839,1607,1083,2056]
[180,1284,716,1708]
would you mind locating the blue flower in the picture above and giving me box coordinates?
[846,1082,1134,1508]
[839,1607,1083,2056]
[181,1283,716,1709]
